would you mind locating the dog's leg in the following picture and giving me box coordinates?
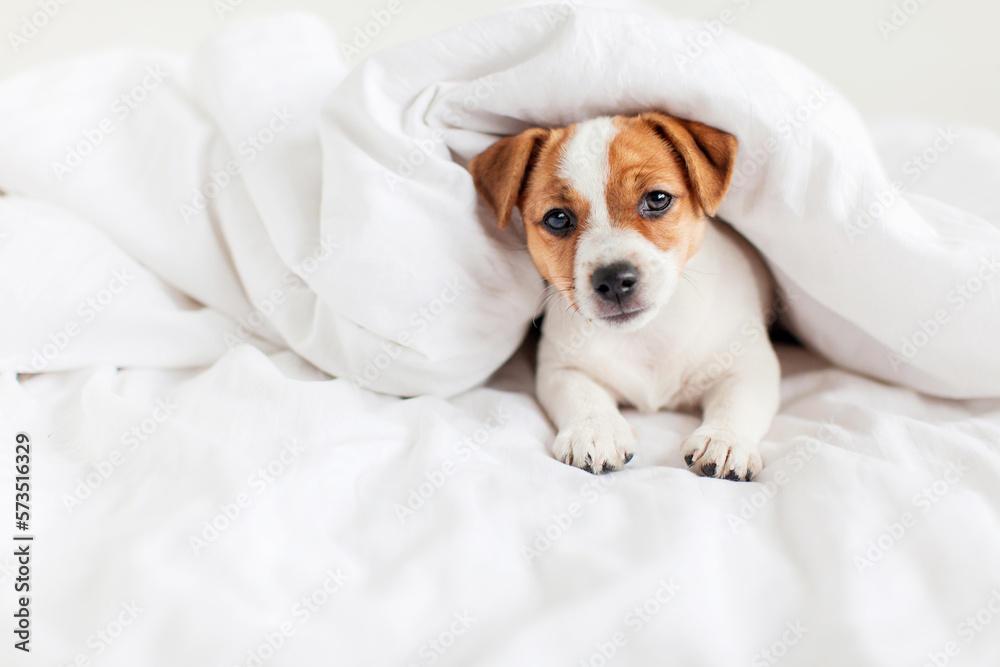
[537,367,636,474]
[681,347,780,481]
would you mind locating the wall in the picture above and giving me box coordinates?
[1,0,997,131]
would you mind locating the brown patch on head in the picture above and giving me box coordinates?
[602,114,736,264]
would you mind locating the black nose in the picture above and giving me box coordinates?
[591,262,639,303]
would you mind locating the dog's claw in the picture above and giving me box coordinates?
[681,427,763,481]
[552,414,636,475]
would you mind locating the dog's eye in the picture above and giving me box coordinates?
[542,209,575,236]
[640,191,674,217]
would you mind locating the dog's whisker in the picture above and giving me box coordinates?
[681,270,705,299]
[532,279,576,315]
[536,291,561,313]
[532,289,559,314]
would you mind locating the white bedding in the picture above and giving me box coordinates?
[6,343,1000,666]
[2,5,1000,666]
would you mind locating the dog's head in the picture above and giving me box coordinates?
[469,112,737,331]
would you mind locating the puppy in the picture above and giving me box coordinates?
[469,112,780,481]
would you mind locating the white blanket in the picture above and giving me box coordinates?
[2,6,1000,666]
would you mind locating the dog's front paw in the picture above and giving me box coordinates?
[552,414,636,474]
[681,427,762,481]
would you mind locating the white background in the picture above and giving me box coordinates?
[0,0,998,132]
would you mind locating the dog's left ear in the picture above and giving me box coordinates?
[468,127,550,229]
[640,112,738,216]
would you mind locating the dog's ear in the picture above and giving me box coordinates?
[469,128,550,229]
[640,112,738,216]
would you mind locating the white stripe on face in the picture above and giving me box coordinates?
[555,117,678,329]
[557,117,617,232]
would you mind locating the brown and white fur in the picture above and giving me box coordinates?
[469,112,779,481]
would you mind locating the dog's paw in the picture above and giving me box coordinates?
[681,427,762,481]
[552,414,636,474]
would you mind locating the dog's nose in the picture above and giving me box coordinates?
[591,262,639,302]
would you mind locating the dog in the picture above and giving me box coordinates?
[469,111,780,481]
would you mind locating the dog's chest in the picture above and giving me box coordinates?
[553,319,703,413]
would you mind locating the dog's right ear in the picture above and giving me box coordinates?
[468,128,549,229]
